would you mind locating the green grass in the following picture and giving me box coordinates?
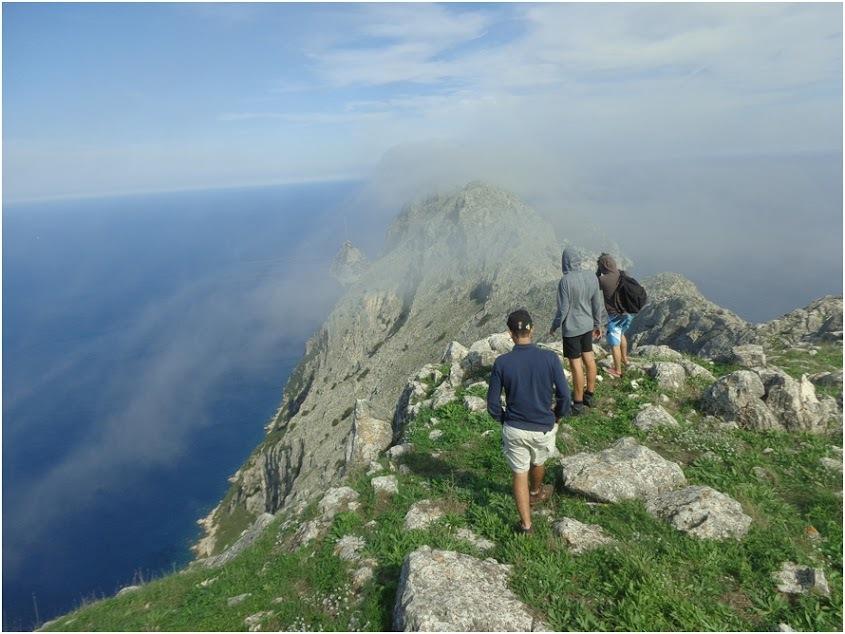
[44,355,843,632]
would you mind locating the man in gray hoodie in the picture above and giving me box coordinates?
[549,249,604,413]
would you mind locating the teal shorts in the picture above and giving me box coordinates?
[606,313,634,346]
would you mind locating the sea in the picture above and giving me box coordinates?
[2,180,363,630]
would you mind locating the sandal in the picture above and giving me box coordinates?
[514,523,534,535]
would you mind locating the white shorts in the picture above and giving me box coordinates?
[501,424,558,473]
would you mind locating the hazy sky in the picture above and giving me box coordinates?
[3,2,842,202]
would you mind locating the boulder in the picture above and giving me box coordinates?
[404,500,447,530]
[117,585,141,597]
[318,486,360,520]
[334,535,366,561]
[463,395,487,413]
[393,547,548,631]
[679,359,716,382]
[387,443,414,459]
[633,405,678,431]
[448,363,465,388]
[701,371,780,431]
[773,562,830,597]
[372,475,399,496]
[632,345,685,362]
[227,593,251,607]
[487,332,515,354]
[560,437,686,502]
[244,611,273,632]
[461,339,498,373]
[442,341,469,364]
[808,369,843,388]
[644,486,752,540]
[431,383,458,409]
[553,517,616,554]
[454,528,495,551]
[648,362,687,390]
[428,429,444,441]
[352,559,378,589]
[729,344,766,368]
[345,399,393,467]
[291,519,324,548]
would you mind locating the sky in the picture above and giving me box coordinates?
[2,1,842,203]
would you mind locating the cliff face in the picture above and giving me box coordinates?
[196,182,566,555]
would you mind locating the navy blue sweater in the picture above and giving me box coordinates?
[486,343,571,431]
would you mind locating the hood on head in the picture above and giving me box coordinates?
[597,253,618,274]
[561,249,574,273]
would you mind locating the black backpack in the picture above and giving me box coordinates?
[613,271,647,314]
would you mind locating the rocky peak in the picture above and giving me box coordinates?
[642,272,706,303]
[330,241,369,286]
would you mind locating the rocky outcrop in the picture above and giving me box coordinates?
[647,362,688,390]
[194,513,275,569]
[729,345,767,368]
[345,400,393,468]
[633,405,678,431]
[330,241,369,286]
[628,273,759,360]
[644,486,752,540]
[702,368,833,433]
[560,437,686,502]
[393,547,548,631]
[404,500,446,531]
[759,296,843,344]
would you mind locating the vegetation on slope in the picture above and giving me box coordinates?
[44,358,842,632]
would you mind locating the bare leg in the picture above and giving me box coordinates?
[621,334,629,365]
[529,464,545,495]
[568,357,585,401]
[582,351,597,394]
[512,471,532,529]
[612,345,623,373]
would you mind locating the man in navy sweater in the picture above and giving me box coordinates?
[487,308,571,533]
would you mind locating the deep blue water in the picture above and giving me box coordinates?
[2,181,362,630]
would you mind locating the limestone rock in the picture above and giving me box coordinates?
[773,562,830,597]
[701,370,781,431]
[461,339,498,373]
[679,359,716,382]
[633,405,678,431]
[487,332,515,354]
[352,559,378,589]
[404,500,447,530]
[820,457,842,472]
[463,395,487,413]
[760,296,843,344]
[645,486,752,540]
[227,593,251,607]
[454,528,495,551]
[117,585,141,597]
[291,519,324,548]
[330,241,369,286]
[372,475,399,496]
[632,345,685,362]
[195,513,275,568]
[334,535,366,561]
[442,341,469,364]
[393,547,548,631]
[808,369,843,388]
[318,486,360,520]
[244,611,273,632]
[628,273,759,360]
[648,362,687,390]
[428,429,444,441]
[560,437,686,502]
[553,517,616,554]
[431,383,457,409]
[730,344,766,368]
[387,443,414,459]
[345,399,393,467]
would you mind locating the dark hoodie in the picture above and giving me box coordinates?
[550,249,605,337]
[597,253,625,316]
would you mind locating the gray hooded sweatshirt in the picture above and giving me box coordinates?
[550,249,605,338]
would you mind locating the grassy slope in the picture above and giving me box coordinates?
[44,358,842,632]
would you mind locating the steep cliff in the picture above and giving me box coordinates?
[196,182,567,555]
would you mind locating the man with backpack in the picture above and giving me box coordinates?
[549,249,604,415]
[488,308,571,534]
[596,253,646,378]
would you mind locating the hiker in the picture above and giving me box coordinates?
[597,253,633,377]
[487,308,570,534]
[549,248,604,414]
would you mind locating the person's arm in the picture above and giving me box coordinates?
[591,278,605,338]
[486,360,505,423]
[552,355,571,419]
[550,279,569,335]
